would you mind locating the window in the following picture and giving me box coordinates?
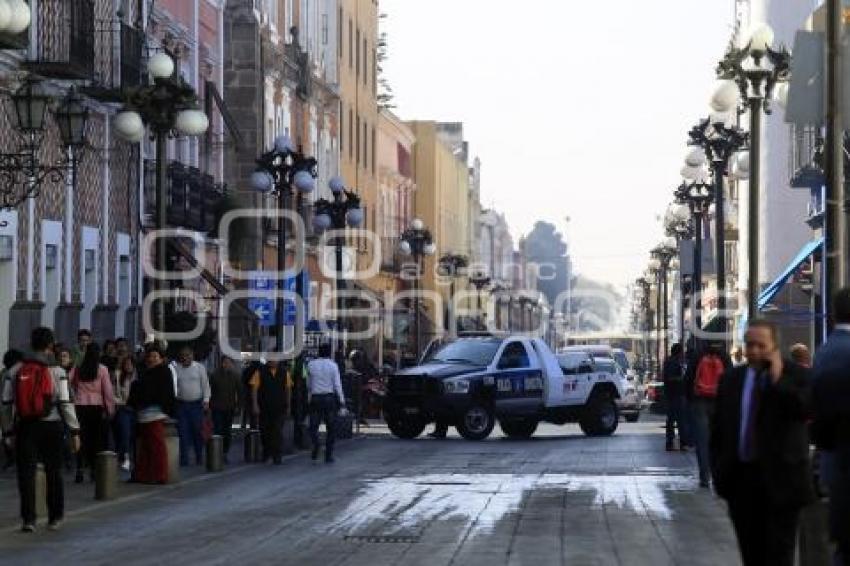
[373,47,377,95]
[339,102,344,152]
[349,108,354,160]
[428,338,501,366]
[498,342,530,369]
[363,38,368,85]
[363,122,368,168]
[338,8,343,58]
[322,14,328,45]
[371,127,376,174]
[356,28,361,78]
[348,19,353,69]
[45,244,57,270]
[356,114,360,165]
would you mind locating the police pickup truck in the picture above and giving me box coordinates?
[384,334,625,441]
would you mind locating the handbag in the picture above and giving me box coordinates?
[202,413,213,442]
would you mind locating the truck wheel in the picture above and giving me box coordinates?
[385,414,426,439]
[579,392,619,437]
[500,419,538,439]
[457,404,495,441]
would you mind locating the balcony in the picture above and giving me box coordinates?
[80,17,144,102]
[24,0,95,81]
[143,160,225,234]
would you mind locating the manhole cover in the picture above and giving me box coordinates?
[344,535,420,544]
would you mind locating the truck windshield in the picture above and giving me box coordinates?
[612,350,630,373]
[428,339,501,366]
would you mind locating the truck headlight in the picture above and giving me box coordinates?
[443,378,470,394]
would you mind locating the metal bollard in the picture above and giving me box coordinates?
[244,429,261,463]
[206,435,223,472]
[164,421,180,483]
[95,451,117,500]
[34,463,46,518]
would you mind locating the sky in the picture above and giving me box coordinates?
[380,0,735,293]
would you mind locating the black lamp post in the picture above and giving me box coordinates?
[399,219,436,357]
[251,135,318,355]
[688,117,747,339]
[438,253,468,336]
[313,176,364,361]
[665,204,695,345]
[717,25,790,319]
[469,271,491,328]
[114,53,209,337]
[651,239,677,360]
[0,78,85,210]
[647,262,662,375]
[635,276,652,374]
[675,178,713,335]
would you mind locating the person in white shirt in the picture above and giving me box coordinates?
[306,344,345,463]
[171,347,210,467]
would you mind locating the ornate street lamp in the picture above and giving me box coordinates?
[651,238,677,359]
[313,175,363,355]
[438,252,468,336]
[675,170,714,334]
[635,276,652,375]
[647,260,662,375]
[688,114,747,338]
[250,133,317,355]
[399,218,436,356]
[113,52,209,337]
[717,23,791,318]
[469,270,491,328]
[665,203,694,345]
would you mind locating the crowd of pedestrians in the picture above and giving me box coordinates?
[660,288,850,566]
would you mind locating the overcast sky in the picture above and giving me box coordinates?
[381,0,735,292]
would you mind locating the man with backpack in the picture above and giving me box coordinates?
[686,339,731,488]
[0,327,80,532]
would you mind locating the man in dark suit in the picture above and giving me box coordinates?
[710,319,815,566]
[812,288,850,565]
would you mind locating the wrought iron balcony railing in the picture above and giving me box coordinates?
[24,0,95,80]
[143,160,225,234]
[81,17,144,101]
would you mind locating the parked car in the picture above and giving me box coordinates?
[384,334,626,440]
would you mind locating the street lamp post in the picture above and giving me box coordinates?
[635,277,652,374]
[687,115,747,340]
[250,134,318,355]
[438,253,469,336]
[313,176,364,360]
[651,238,677,360]
[469,271,491,329]
[675,174,714,335]
[717,24,791,319]
[399,219,436,357]
[647,261,662,375]
[114,52,209,337]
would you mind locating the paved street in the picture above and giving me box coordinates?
[0,416,739,566]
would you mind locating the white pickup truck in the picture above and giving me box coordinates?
[384,334,626,441]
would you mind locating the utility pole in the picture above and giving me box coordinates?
[825,0,845,325]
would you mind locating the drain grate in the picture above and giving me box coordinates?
[344,535,420,544]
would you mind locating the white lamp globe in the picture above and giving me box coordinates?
[710,80,740,113]
[648,258,661,270]
[708,203,716,216]
[293,170,315,193]
[671,258,680,270]
[681,165,707,182]
[328,176,345,194]
[175,109,209,136]
[6,0,30,34]
[313,213,332,231]
[685,148,706,168]
[113,110,145,142]
[774,82,789,109]
[411,218,424,231]
[736,152,751,177]
[346,207,364,227]
[398,240,412,256]
[250,170,274,192]
[148,52,175,80]
[748,23,775,53]
[423,242,437,256]
[664,236,677,249]
[274,134,294,154]
[673,203,690,222]
[0,0,12,32]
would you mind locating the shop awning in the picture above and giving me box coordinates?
[757,236,823,310]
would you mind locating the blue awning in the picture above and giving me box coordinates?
[757,237,824,310]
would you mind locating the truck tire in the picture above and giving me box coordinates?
[500,418,538,439]
[457,404,495,441]
[385,414,426,440]
[579,392,619,437]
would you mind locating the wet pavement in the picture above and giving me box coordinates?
[0,417,740,565]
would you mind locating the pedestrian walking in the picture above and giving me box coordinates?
[171,346,210,467]
[54,345,76,472]
[1,348,23,471]
[241,359,262,430]
[710,319,815,566]
[112,356,137,471]
[0,327,81,532]
[811,288,850,566]
[70,343,115,483]
[101,339,119,374]
[209,357,242,463]
[71,329,92,368]
[127,342,176,484]
[686,340,730,487]
[662,343,688,451]
[307,343,346,464]
[249,361,289,464]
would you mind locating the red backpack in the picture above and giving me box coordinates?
[694,354,724,398]
[15,361,54,420]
